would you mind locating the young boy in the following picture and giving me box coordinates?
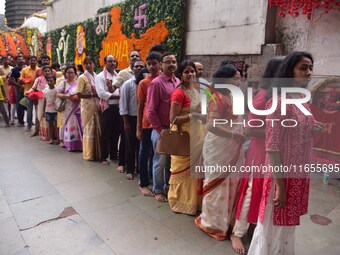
[43,75,57,144]
[0,76,10,127]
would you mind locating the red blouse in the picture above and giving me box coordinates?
[171,87,191,108]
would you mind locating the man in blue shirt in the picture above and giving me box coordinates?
[120,59,145,180]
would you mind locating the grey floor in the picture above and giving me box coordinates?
[0,124,339,255]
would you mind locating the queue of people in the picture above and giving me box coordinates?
[0,48,326,255]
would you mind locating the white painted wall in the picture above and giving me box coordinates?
[276,9,340,76]
[47,0,123,31]
[185,0,268,55]
[47,0,269,56]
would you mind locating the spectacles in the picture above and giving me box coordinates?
[134,65,145,68]
[162,61,177,65]
[130,55,140,58]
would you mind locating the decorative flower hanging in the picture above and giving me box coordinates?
[3,33,17,57]
[11,33,30,57]
[0,36,7,56]
[74,25,86,69]
[269,0,340,19]
[46,34,52,60]
[99,6,169,68]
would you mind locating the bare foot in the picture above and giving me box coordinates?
[101,160,109,165]
[49,140,54,144]
[155,193,166,203]
[125,173,134,180]
[230,234,246,254]
[116,166,124,173]
[59,141,65,148]
[140,187,154,197]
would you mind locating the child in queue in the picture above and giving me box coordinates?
[43,75,58,144]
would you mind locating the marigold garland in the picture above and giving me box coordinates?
[0,28,43,58]
[99,7,169,68]
[3,33,17,57]
[11,33,30,57]
[269,0,340,19]
[0,36,7,56]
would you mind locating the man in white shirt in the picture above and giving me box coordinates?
[194,61,210,88]
[119,59,145,180]
[0,56,13,119]
[95,55,124,167]
[113,50,141,88]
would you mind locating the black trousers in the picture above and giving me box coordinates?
[15,88,25,125]
[124,116,139,174]
[100,105,125,164]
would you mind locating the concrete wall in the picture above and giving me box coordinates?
[47,0,123,31]
[185,0,268,55]
[276,9,340,76]
[187,43,284,79]
[47,0,340,77]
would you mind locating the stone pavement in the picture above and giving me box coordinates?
[0,125,339,255]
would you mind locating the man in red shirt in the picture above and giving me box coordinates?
[137,52,161,196]
[147,52,180,202]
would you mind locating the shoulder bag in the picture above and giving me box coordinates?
[54,81,67,112]
[156,116,190,156]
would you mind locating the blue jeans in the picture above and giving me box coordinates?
[26,97,34,128]
[151,129,170,194]
[138,128,153,187]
